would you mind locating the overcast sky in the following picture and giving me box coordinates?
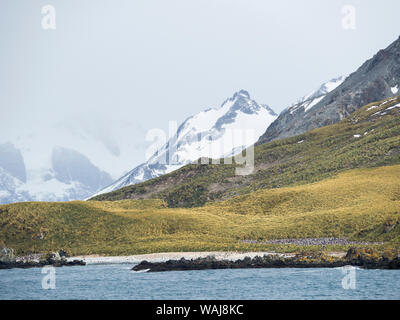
[1,0,400,171]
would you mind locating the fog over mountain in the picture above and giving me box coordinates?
[0,115,147,203]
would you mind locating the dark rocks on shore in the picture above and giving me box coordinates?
[0,248,85,269]
[0,259,86,269]
[132,248,400,273]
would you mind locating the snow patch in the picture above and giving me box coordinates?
[304,96,324,112]
[386,103,400,111]
[380,98,396,107]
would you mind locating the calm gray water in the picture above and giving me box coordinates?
[0,264,399,300]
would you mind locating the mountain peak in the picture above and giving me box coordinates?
[258,35,400,145]
[235,90,250,99]
[221,90,251,108]
[300,76,346,103]
[93,90,278,196]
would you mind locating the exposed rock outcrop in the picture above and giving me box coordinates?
[132,248,400,272]
[0,248,85,269]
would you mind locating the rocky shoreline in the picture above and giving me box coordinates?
[67,251,291,265]
[132,248,400,272]
[0,259,86,269]
[0,248,85,269]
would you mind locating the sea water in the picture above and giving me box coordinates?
[0,264,399,300]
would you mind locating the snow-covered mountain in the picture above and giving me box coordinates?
[257,76,347,144]
[94,90,277,196]
[285,76,346,116]
[0,116,146,204]
[259,35,400,145]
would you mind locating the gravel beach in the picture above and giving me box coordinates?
[67,251,294,265]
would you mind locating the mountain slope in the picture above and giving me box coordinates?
[93,90,277,196]
[258,35,400,144]
[2,164,399,256]
[91,95,400,207]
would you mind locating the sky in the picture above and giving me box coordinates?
[1,0,400,175]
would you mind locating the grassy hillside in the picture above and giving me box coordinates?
[1,165,399,256]
[91,96,400,207]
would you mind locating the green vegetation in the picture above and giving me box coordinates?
[91,96,400,208]
[1,165,399,256]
